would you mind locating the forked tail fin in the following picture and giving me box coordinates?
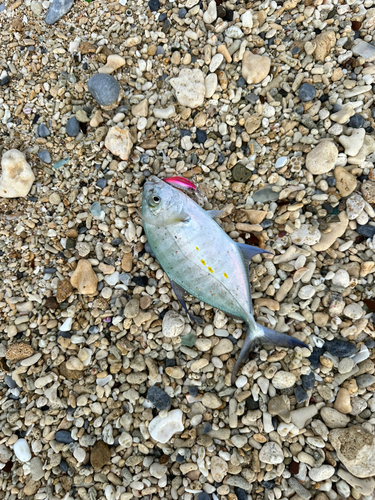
[231,322,309,385]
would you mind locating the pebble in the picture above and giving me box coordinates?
[299,83,316,102]
[162,310,185,338]
[306,141,338,175]
[334,388,352,414]
[334,166,357,197]
[38,123,50,138]
[309,465,335,482]
[301,371,315,390]
[291,224,321,246]
[45,0,74,25]
[87,74,121,107]
[259,442,284,464]
[105,126,133,160]
[147,386,171,410]
[148,409,184,443]
[66,116,80,137]
[70,259,97,295]
[38,150,51,164]
[170,69,205,108]
[90,441,111,469]
[202,393,222,409]
[99,54,125,75]
[210,456,228,482]
[346,193,365,220]
[325,339,356,357]
[339,128,366,157]
[272,371,296,389]
[320,407,350,429]
[14,439,31,462]
[0,149,35,198]
[242,51,271,84]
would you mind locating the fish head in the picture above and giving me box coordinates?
[142,176,186,225]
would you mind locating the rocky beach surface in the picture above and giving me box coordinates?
[0,0,375,499]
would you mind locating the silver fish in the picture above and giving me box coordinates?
[141,176,307,384]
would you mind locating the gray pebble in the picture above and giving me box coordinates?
[38,150,52,164]
[38,124,50,138]
[45,0,75,25]
[66,116,80,137]
[87,74,120,107]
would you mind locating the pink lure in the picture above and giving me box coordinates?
[163,176,197,191]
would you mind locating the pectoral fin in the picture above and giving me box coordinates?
[206,209,226,219]
[170,280,204,324]
[137,209,190,226]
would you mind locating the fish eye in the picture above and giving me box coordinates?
[152,196,160,204]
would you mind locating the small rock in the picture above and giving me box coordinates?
[301,371,315,390]
[212,338,233,356]
[332,269,350,288]
[346,193,365,220]
[14,439,31,462]
[356,374,375,388]
[272,371,296,389]
[330,425,375,478]
[87,74,121,107]
[242,51,271,84]
[325,339,356,357]
[0,149,35,198]
[105,126,133,160]
[320,407,350,428]
[313,31,336,61]
[148,0,160,11]
[148,409,184,443]
[339,129,366,157]
[124,299,139,319]
[170,69,205,109]
[268,395,290,420]
[312,212,348,252]
[55,430,74,444]
[147,386,171,410]
[162,310,185,338]
[202,393,222,409]
[334,167,357,197]
[291,224,321,246]
[309,465,335,482]
[361,180,375,203]
[306,140,338,175]
[70,259,97,295]
[203,0,217,23]
[99,54,125,74]
[132,99,148,117]
[211,456,228,482]
[45,0,74,24]
[334,388,352,414]
[38,124,50,137]
[66,116,80,137]
[66,356,84,371]
[259,442,284,464]
[299,83,316,102]
[38,150,51,164]
[331,104,355,124]
[90,441,111,469]
[290,405,318,429]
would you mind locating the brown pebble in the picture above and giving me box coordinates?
[334,388,352,414]
[59,362,82,380]
[56,279,74,303]
[90,441,111,469]
[70,259,98,295]
[121,252,133,272]
[140,295,152,309]
[5,343,34,361]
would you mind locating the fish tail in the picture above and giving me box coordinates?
[231,321,308,385]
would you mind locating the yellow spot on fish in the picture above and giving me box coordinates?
[196,247,199,251]
[224,273,228,279]
[201,259,206,266]
[208,267,214,273]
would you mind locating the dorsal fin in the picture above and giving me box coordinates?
[236,243,271,268]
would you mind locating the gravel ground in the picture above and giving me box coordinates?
[1,0,375,499]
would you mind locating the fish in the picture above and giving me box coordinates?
[141,176,308,385]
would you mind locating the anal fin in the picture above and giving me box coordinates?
[170,280,204,324]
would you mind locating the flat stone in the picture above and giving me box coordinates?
[105,126,133,161]
[45,0,74,24]
[334,166,357,197]
[212,338,233,356]
[325,339,356,357]
[330,425,375,478]
[331,104,355,124]
[306,140,338,175]
[90,441,111,469]
[290,405,318,429]
[242,51,271,84]
[66,116,80,137]
[346,193,365,220]
[170,69,205,108]
[291,224,321,246]
[162,310,185,338]
[0,149,35,198]
[148,409,184,443]
[87,74,121,107]
[337,469,375,496]
[320,407,350,428]
[309,465,335,482]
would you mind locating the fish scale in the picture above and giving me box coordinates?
[142,176,308,384]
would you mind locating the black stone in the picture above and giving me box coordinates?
[218,153,225,164]
[158,13,167,21]
[4,375,17,389]
[202,422,212,434]
[196,129,207,144]
[0,75,10,86]
[178,8,187,18]
[261,219,273,229]
[132,276,148,287]
[112,238,121,246]
[87,73,120,107]
[301,371,315,391]
[245,395,259,410]
[66,116,80,137]
[236,76,246,88]
[147,386,171,410]
[176,454,185,463]
[294,385,309,404]
[55,430,74,444]
[348,114,364,128]
[217,5,226,18]
[32,114,41,125]
[82,62,88,70]
[261,480,275,490]
[299,83,316,102]
[224,9,233,21]
[165,358,175,367]
[148,0,160,11]
[96,178,107,189]
[320,94,329,103]
[59,460,68,472]
[198,493,210,500]
[38,123,50,138]
[324,339,356,357]
[309,346,324,370]
[188,386,198,397]
[180,129,191,137]
[357,225,375,238]
[235,488,248,500]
